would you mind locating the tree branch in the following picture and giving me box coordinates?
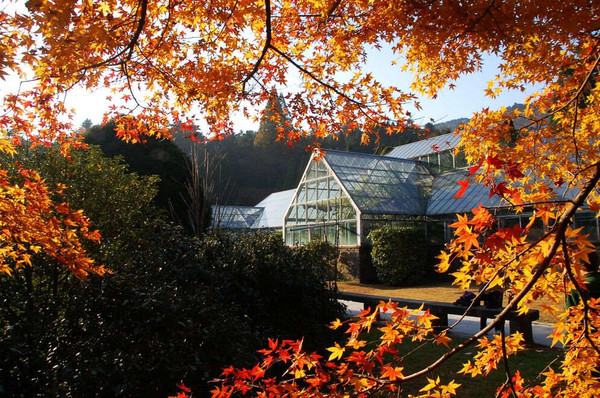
[562,236,600,356]
[499,328,518,398]
[242,0,272,91]
[400,163,600,383]
[76,0,149,73]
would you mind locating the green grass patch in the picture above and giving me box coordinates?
[360,330,562,397]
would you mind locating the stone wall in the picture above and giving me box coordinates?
[337,246,379,284]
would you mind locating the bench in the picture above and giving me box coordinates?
[337,291,540,344]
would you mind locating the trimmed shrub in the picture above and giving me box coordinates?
[369,225,430,286]
[303,239,339,281]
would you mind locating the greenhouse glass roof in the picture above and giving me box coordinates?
[253,189,295,228]
[426,170,503,215]
[386,132,460,159]
[323,150,434,215]
[211,205,264,229]
[211,189,295,229]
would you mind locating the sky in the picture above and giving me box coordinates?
[362,49,537,126]
[69,50,536,131]
[3,46,537,133]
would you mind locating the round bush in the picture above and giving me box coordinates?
[369,225,429,286]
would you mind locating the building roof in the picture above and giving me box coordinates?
[323,150,434,215]
[216,134,575,230]
[426,170,503,215]
[211,189,295,229]
[211,205,264,229]
[386,132,461,159]
[252,189,295,228]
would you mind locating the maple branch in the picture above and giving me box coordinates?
[499,328,518,398]
[76,0,149,73]
[126,0,149,62]
[269,45,360,108]
[323,0,343,20]
[193,0,242,49]
[561,236,600,356]
[121,62,145,110]
[443,206,571,333]
[136,42,181,91]
[401,163,600,383]
[142,0,174,59]
[269,45,392,128]
[572,100,581,166]
[242,0,272,91]
[464,0,496,35]
[517,50,600,132]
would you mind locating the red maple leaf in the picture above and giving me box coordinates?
[454,180,469,199]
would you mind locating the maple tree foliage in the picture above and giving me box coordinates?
[1,0,600,396]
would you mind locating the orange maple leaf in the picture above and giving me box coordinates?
[454,179,469,199]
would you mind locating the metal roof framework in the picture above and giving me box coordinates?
[386,132,460,160]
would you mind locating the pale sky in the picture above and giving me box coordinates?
[3,47,537,133]
[363,50,536,126]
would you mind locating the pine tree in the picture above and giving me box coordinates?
[254,90,291,149]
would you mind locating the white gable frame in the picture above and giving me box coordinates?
[282,155,363,246]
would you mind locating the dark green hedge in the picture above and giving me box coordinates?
[369,225,430,286]
[0,146,344,397]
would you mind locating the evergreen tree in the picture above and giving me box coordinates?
[254,90,291,149]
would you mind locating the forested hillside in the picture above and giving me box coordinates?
[172,96,470,206]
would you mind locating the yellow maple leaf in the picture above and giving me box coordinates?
[326,343,345,361]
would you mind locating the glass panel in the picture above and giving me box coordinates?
[340,197,356,220]
[339,222,358,245]
[428,153,440,172]
[300,229,309,244]
[318,179,328,200]
[317,161,329,177]
[311,226,324,241]
[306,181,317,202]
[528,216,545,240]
[307,162,317,179]
[329,178,339,195]
[440,150,453,169]
[500,216,521,229]
[323,151,433,215]
[427,220,446,244]
[317,201,328,221]
[307,204,317,222]
[329,200,340,221]
[326,225,337,243]
[297,204,306,222]
[297,183,306,202]
[285,228,294,245]
[454,151,467,168]
[285,206,296,225]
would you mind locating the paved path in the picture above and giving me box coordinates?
[341,300,557,347]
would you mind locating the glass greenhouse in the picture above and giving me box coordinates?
[212,132,599,247]
[386,132,468,172]
[283,150,435,246]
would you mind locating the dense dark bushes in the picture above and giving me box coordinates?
[199,232,344,351]
[369,225,431,286]
[0,147,344,397]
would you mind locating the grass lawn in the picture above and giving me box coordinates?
[338,280,561,324]
[359,330,562,397]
